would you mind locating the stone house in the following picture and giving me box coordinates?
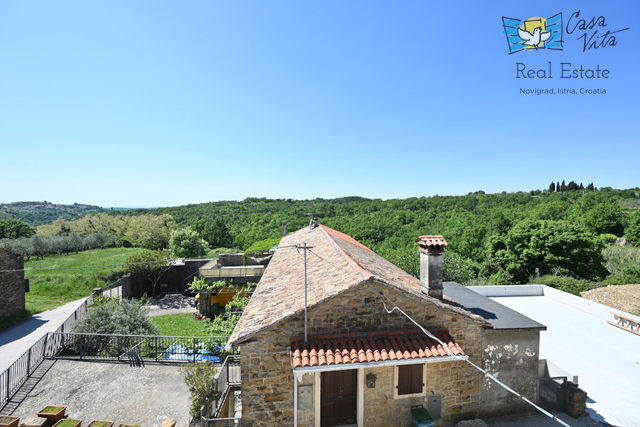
[228,222,545,427]
[0,247,25,320]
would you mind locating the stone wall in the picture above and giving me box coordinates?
[479,330,540,418]
[123,260,209,298]
[237,280,486,426]
[0,248,25,320]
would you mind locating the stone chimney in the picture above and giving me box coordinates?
[416,235,448,299]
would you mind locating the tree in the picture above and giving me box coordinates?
[532,201,570,221]
[624,211,640,245]
[169,228,209,258]
[0,219,36,239]
[124,214,175,250]
[548,182,556,193]
[456,225,487,262]
[487,219,608,284]
[125,250,172,296]
[584,203,624,236]
[192,218,234,248]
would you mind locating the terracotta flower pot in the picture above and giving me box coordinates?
[0,415,20,427]
[52,419,81,427]
[37,406,67,423]
[87,421,114,427]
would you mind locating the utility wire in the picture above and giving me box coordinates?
[380,293,571,427]
[0,258,184,273]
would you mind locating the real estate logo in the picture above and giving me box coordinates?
[503,11,629,54]
[503,14,564,54]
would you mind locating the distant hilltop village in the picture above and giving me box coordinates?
[0,201,105,226]
[3,201,98,211]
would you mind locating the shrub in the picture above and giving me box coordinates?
[180,361,219,418]
[244,237,280,255]
[603,274,640,286]
[188,277,227,292]
[116,237,133,248]
[73,298,159,336]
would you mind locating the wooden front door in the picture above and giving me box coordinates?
[320,370,357,427]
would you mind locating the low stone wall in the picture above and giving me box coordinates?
[565,383,587,417]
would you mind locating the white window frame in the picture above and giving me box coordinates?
[393,363,427,399]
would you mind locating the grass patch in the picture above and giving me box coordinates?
[24,247,147,314]
[150,313,212,337]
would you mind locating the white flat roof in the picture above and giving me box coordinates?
[470,285,640,427]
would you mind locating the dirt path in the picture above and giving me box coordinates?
[581,284,640,314]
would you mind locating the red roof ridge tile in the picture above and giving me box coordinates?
[318,225,373,280]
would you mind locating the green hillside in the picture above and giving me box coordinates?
[0,201,105,226]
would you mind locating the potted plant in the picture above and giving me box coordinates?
[52,419,81,427]
[117,424,140,427]
[37,406,67,423]
[86,421,114,427]
[0,415,20,427]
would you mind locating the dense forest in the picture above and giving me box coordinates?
[4,185,640,292]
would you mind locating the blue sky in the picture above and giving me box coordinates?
[1,1,638,207]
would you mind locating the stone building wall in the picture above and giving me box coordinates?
[237,280,486,427]
[479,330,540,418]
[0,248,25,320]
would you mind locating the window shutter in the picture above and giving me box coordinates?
[410,364,424,394]
[397,365,412,395]
[398,364,423,395]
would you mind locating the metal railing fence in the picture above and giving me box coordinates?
[200,417,241,427]
[212,355,241,417]
[1,296,92,409]
[49,333,233,362]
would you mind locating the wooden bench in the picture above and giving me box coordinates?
[608,312,640,336]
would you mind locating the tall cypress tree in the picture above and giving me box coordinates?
[549,182,556,192]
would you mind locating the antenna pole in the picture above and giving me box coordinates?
[303,241,308,343]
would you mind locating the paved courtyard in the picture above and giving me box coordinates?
[4,359,191,427]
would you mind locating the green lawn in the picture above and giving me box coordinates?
[150,313,214,336]
[24,247,148,313]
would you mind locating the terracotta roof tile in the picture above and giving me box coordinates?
[416,235,448,247]
[290,329,463,368]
